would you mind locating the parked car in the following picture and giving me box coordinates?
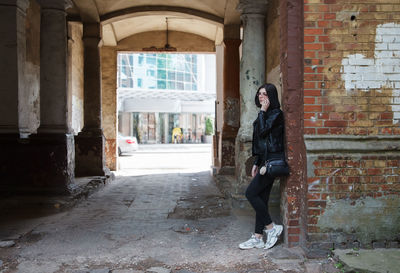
[118,133,139,156]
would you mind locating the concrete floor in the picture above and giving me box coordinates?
[0,145,344,272]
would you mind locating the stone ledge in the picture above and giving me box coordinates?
[305,135,400,153]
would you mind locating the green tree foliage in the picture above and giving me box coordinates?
[205,117,214,135]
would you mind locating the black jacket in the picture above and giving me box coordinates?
[252,108,285,166]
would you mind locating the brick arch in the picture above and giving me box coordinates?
[100,6,224,26]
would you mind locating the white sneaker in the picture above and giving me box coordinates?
[239,234,265,249]
[264,223,283,249]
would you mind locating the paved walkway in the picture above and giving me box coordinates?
[0,170,339,273]
[1,145,397,272]
[118,144,212,175]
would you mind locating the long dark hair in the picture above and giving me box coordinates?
[254,83,281,110]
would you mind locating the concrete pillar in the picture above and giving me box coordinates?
[82,23,102,130]
[37,0,72,133]
[0,0,29,134]
[101,46,117,171]
[155,112,161,143]
[164,113,169,143]
[75,22,107,176]
[235,0,268,193]
[27,0,75,194]
[218,25,241,175]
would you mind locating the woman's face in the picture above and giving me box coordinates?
[258,88,269,104]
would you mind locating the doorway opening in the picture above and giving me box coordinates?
[116,52,216,174]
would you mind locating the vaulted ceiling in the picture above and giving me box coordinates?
[68,0,241,46]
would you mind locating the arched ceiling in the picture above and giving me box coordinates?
[69,0,240,46]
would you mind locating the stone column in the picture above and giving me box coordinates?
[30,0,75,194]
[0,0,29,134]
[101,46,117,171]
[75,22,107,176]
[37,0,72,133]
[235,0,268,193]
[218,24,241,175]
[0,0,29,194]
[164,113,169,143]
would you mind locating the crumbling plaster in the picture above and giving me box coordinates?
[68,22,84,135]
[20,0,40,136]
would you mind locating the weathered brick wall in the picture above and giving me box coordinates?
[304,1,400,135]
[304,0,400,249]
[280,0,307,247]
[307,154,400,248]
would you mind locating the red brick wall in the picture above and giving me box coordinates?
[304,0,400,135]
[303,0,400,249]
[308,155,400,219]
[280,0,307,247]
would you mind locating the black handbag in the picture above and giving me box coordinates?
[259,159,289,177]
[258,115,289,177]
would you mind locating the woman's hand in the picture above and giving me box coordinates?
[261,97,270,112]
[261,98,270,111]
[251,165,258,178]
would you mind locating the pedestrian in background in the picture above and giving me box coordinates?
[239,83,285,250]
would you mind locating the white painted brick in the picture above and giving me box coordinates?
[356,66,375,73]
[353,82,365,89]
[356,81,382,89]
[376,59,400,65]
[386,74,400,81]
[344,82,354,90]
[378,23,397,28]
[375,65,384,74]
[375,51,394,58]
[377,27,400,35]
[381,66,395,73]
[344,73,363,81]
[393,97,400,104]
[389,43,400,50]
[375,43,388,50]
[355,81,372,89]
[386,82,397,89]
[349,58,375,66]
[343,65,357,73]
[382,35,399,43]
[347,53,365,63]
[393,89,400,96]
[391,105,400,112]
[342,23,400,92]
[363,73,385,81]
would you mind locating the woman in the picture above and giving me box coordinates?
[239,83,285,250]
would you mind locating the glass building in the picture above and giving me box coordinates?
[117,53,216,144]
[118,53,201,91]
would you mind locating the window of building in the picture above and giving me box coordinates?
[117,52,213,91]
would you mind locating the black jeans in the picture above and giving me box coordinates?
[245,173,275,234]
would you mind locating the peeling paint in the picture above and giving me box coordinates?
[341,23,400,124]
[318,195,400,243]
[308,179,320,191]
[225,98,240,127]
